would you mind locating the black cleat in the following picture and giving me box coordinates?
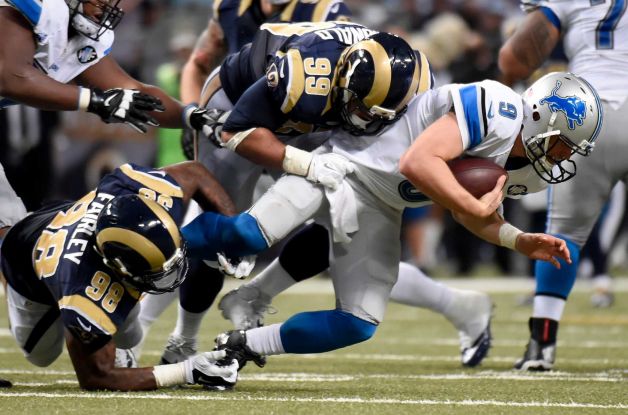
[215,330,266,369]
[514,338,556,371]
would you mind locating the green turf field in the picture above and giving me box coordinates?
[1,277,626,414]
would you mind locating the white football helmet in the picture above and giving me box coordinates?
[65,0,124,40]
[521,72,603,184]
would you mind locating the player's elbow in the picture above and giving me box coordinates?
[498,45,531,83]
[399,152,423,183]
[0,65,30,97]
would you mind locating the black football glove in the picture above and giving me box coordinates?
[184,106,230,148]
[180,127,196,160]
[87,88,165,133]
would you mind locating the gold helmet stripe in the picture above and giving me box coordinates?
[96,228,166,271]
[396,52,421,111]
[417,51,432,94]
[281,49,305,113]
[138,197,181,250]
[360,40,391,109]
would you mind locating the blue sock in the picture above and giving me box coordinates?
[181,212,268,260]
[280,309,377,353]
[535,235,581,299]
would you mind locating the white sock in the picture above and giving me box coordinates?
[138,290,178,332]
[248,258,298,299]
[390,262,454,313]
[246,323,285,355]
[532,295,566,321]
[172,304,206,340]
[133,290,178,358]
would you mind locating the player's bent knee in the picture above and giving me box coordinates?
[280,223,330,281]
[280,309,377,353]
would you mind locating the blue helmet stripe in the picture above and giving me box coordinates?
[459,85,483,149]
[7,0,42,25]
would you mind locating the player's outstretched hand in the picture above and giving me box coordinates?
[183,350,239,390]
[88,88,164,133]
[185,106,230,147]
[307,153,356,190]
[477,175,507,217]
[516,233,571,269]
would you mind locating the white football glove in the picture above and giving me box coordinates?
[217,253,257,279]
[183,350,239,389]
[86,88,164,133]
[306,152,356,190]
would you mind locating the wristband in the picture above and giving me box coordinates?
[182,104,197,129]
[78,87,91,111]
[498,222,523,250]
[282,145,313,176]
[152,362,187,387]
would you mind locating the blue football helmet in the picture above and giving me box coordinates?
[521,72,603,184]
[335,32,422,135]
[65,0,124,40]
[94,194,188,294]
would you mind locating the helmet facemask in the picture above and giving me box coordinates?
[336,87,403,135]
[66,0,124,40]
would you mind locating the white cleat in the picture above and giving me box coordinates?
[446,290,493,367]
[218,286,274,330]
[115,348,138,368]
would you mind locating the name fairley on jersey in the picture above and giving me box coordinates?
[315,26,376,44]
[63,192,115,265]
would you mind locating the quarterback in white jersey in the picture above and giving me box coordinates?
[179,72,601,374]
[500,0,628,371]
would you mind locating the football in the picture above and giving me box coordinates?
[447,157,508,198]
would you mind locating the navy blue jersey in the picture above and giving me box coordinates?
[214,0,352,54]
[221,22,377,135]
[0,164,184,347]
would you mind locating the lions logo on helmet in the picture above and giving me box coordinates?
[335,32,430,135]
[65,0,124,40]
[94,194,188,294]
[521,72,603,184]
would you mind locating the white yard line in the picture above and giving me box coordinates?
[0,391,626,410]
[1,369,624,383]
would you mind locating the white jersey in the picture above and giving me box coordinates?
[530,0,628,108]
[330,80,546,210]
[0,0,114,108]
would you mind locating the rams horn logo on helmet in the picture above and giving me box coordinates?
[77,46,97,64]
[266,63,279,88]
[539,81,587,130]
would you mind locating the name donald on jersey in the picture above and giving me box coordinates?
[314,25,377,44]
[63,192,115,266]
